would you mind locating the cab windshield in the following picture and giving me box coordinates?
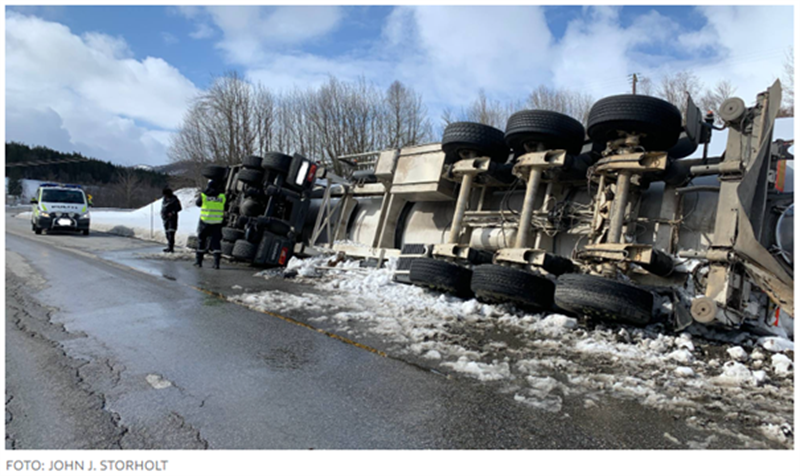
[41,189,85,204]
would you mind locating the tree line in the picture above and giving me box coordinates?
[170,59,794,177]
[5,142,170,208]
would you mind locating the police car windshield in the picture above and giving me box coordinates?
[41,189,85,204]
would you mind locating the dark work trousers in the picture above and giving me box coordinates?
[197,221,223,255]
[163,215,178,251]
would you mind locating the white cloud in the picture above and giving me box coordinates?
[5,12,200,165]
[189,22,214,40]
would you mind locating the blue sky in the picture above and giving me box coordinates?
[5,5,793,166]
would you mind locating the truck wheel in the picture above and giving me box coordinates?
[240,198,264,217]
[587,95,682,152]
[237,168,264,186]
[261,152,293,175]
[222,227,245,242]
[409,258,473,298]
[232,239,257,261]
[441,122,509,163]
[201,165,227,180]
[504,110,586,155]
[554,274,653,325]
[471,265,555,309]
[221,240,235,257]
[241,155,264,169]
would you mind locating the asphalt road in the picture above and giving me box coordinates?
[5,210,735,449]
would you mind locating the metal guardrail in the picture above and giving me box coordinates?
[5,157,92,168]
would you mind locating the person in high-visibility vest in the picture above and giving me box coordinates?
[194,179,226,269]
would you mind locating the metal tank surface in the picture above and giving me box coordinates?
[302,81,793,336]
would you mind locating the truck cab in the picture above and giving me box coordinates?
[31,183,91,235]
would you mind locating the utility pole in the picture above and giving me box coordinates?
[629,73,638,95]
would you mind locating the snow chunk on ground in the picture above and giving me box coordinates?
[712,361,760,386]
[757,336,794,353]
[726,346,749,362]
[423,350,442,360]
[530,314,578,337]
[674,366,695,377]
[667,349,694,364]
[771,354,793,376]
[442,357,511,381]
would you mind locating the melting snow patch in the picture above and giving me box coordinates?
[726,346,749,362]
[531,314,578,337]
[757,336,794,353]
[667,349,694,364]
[145,374,172,390]
[712,361,758,387]
[441,357,511,381]
[771,354,793,376]
[674,366,695,378]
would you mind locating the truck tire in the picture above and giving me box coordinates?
[261,152,293,175]
[409,258,473,298]
[441,122,509,163]
[202,165,227,180]
[505,110,586,155]
[221,240,235,257]
[471,264,555,309]
[232,239,257,260]
[222,227,245,242]
[587,95,682,152]
[237,168,264,186]
[554,274,653,325]
[240,198,264,217]
[241,155,264,169]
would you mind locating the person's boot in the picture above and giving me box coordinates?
[166,232,175,253]
[212,253,221,270]
[194,252,203,267]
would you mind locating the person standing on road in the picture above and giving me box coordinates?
[161,188,182,253]
[194,179,226,269]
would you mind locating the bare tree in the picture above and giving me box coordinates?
[527,85,593,125]
[384,81,433,148]
[464,90,508,128]
[780,46,794,117]
[657,71,703,120]
[700,80,737,125]
[113,168,143,209]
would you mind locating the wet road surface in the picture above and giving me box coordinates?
[5,211,733,449]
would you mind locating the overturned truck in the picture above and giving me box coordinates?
[298,80,793,336]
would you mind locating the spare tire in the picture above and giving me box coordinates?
[240,198,264,217]
[554,274,653,325]
[409,258,473,298]
[505,110,586,155]
[587,95,682,152]
[441,122,509,162]
[237,168,264,185]
[232,239,257,260]
[201,165,227,180]
[471,264,555,309]
[241,155,264,169]
[222,227,245,242]
[261,152,293,175]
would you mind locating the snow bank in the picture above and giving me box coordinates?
[90,188,199,246]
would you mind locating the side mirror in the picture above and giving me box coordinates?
[30,198,37,204]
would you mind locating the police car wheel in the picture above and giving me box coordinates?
[82,229,90,236]
[34,226,42,235]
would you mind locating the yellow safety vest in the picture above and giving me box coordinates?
[200,193,226,224]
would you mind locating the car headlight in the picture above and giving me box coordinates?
[80,212,90,219]
[40,212,50,218]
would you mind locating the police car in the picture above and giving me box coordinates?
[30,183,91,235]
